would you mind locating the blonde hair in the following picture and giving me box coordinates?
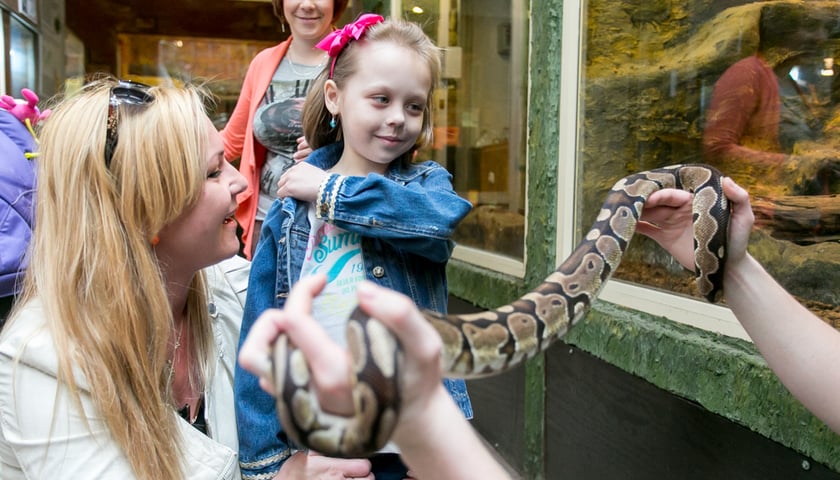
[302,18,441,167]
[11,79,216,480]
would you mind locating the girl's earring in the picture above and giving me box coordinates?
[281,20,286,33]
[150,235,160,246]
[329,115,337,129]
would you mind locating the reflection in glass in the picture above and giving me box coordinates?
[430,0,528,261]
[581,1,840,325]
[116,34,276,129]
[9,17,36,96]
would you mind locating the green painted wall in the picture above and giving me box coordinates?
[567,301,840,472]
[447,0,840,476]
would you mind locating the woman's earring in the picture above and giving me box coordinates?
[329,116,337,129]
[281,20,286,33]
[150,235,160,246]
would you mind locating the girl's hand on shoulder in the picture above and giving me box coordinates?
[277,163,327,202]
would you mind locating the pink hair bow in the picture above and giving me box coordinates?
[316,13,384,78]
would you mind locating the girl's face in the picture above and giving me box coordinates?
[284,0,335,43]
[326,42,431,175]
[156,117,247,274]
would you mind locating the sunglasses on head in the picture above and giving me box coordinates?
[104,80,154,168]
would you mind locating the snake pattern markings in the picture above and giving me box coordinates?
[272,163,730,457]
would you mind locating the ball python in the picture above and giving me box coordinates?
[272,163,729,457]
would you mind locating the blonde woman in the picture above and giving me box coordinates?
[0,79,249,479]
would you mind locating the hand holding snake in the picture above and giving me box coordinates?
[239,276,513,479]
[639,176,751,273]
[253,164,731,458]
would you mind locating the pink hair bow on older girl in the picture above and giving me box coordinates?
[316,13,385,78]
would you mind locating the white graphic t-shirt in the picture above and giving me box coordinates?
[299,206,400,454]
[253,58,322,220]
[299,205,364,347]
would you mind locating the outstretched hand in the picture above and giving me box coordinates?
[238,275,446,431]
[238,275,354,415]
[637,177,755,272]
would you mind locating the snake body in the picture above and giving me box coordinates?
[272,164,730,457]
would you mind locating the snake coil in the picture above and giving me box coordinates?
[272,163,730,457]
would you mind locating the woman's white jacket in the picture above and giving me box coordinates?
[0,256,250,479]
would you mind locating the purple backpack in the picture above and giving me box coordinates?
[0,93,42,298]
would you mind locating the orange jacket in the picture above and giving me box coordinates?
[221,38,292,258]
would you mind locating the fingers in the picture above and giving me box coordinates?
[635,188,698,270]
[634,220,663,240]
[294,136,312,161]
[276,164,325,202]
[305,451,373,478]
[283,275,355,416]
[637,189,692,239]
[238,272,329,379]
[355,281,442,367]
[293,149,311,162]
[238,308,289,393]
[238,275,355,414]
[276,170,289,197]
[722,177,752,219]
[721,177,753,231]
[722,177,755,261]
[286,451,373,478]
[639,189,693,224]
[283,273,327,315]
[644,188,693,209]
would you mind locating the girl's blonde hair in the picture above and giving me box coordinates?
[303,18,441,167]
[11,78,215,480]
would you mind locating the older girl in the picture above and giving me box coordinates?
[221,0,349,258]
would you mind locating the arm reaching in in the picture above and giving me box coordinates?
[639,178,840,433]
[238,275,511,480]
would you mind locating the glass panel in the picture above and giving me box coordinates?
[8,15,35,94]
[116,34,276,128]
[401,0,527,261]
[580,1,840,323]
[17,0,36,22]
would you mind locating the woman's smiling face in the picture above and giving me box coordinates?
[284,0,336,43]
[156,117,247,273]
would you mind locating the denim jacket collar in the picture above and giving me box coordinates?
[306,142,437,183]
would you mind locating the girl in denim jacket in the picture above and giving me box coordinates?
[235,15,473,480]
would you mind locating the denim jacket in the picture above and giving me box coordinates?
[235,142,473,479]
